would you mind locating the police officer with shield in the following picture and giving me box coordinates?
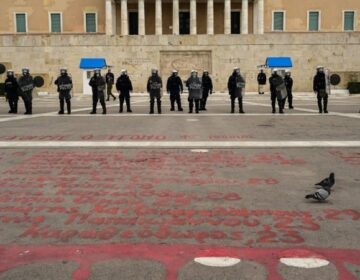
[186,70,202,114]
[4,70,19,114]
[228,67,245,114]
[18,68,34,115]
[200,70,213,111]
[89,69,107,114]
[166,70,184,112]
[147,69,162,114]
[55,68,72,114]
[116,69,133,113]
[269,69,286,114]
[313,66,328,114]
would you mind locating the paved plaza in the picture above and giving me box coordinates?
[0,92,360,279]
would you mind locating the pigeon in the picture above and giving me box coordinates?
[315,172,335,189]
[305,186,331,201]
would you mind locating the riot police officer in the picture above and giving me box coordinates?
[4,70,19,114]
[89,69,107,114]
[257,69,267,95]
[147,69,162,114]
[186,70,202,114]
[116,69,133,113]
[227,67,245,114]
[18,68,34,115]
[105,68,116,101]
[54,68,72,114]
[166,70,184,111]
[269,69,286,114]
[284,70,294,109]
[313,66,328,114]
[200,70,213,111]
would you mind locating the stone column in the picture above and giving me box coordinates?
[155,0,162,35]
[173,0,179,34]
[257,0,264,34]
[207,0,214,34]
[121,0,128,35]
[241,0,248,34]
[224,0,231,34]
[138,0,145,35]
[190,0,197,35]
[106,0,114,35]
[253,0,258,34]
[112,0,117,34]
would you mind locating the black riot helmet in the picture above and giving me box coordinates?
[172,70,178,77]
[203,70,209,76]
[7,70,14,77]
[60,68,68,76]
[22,68,30,76]
[94,69,101,77]
[151,69,158,76]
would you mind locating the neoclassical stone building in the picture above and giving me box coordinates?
[0,0,359,93]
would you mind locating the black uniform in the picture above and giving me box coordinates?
[200,74,213,110]
[147,74,162,114]
[186,75,202,114]
[257,71,267,94]
[55,74,72,114]
[105,72,116,101]
[166,73,183,111]
[116,74,133,113]
[18,75,34,115]
[284,75,294,109]
[89,74,107,114]
[269,73,285,114]
[228,71,245,113]
[313,71,328,113]
[4,75,19,114]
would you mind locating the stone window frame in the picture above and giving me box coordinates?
[48,12,63,33]
[307,10,321,32]
[14,12,28,33]
[343,10,356,32]
[84,12,98,33]
[272,10,286,32]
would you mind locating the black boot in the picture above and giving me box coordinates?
[126,98,132,113]
[13,101,18,114]
[59,99,65,114]
[239,98,245,114]
[157,99,162,114]
[195,100,200,114]
[324,98,328,113]
[318,98,323,113]
[231,98,235,113]
[188,100,193,113]
[150,100,154,114]
[66,100,71,114]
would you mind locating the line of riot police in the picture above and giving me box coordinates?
[1,66,348,115]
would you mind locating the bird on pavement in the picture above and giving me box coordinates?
[315,172,335,189]
[305,185,331,202]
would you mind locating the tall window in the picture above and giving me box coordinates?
[308,11,320,31]
[231,11,240,34]
[129,11,138,35]
[50,13,62,33]
[179,11,190,34]
[15,13,27,33]
[344,11,355,31]
[272,11,284,31]
[85,13,97,33]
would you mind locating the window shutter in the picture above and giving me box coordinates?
[309,12,319,31]
[51,13,61,32]
[86,13,96,33]
[344,11,354,31]
[273,12,284,31]
[16,14,26,32]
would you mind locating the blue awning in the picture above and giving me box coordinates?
[79,58,107,70]
[265,57,293,68]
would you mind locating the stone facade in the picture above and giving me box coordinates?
[1,33,359,94]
